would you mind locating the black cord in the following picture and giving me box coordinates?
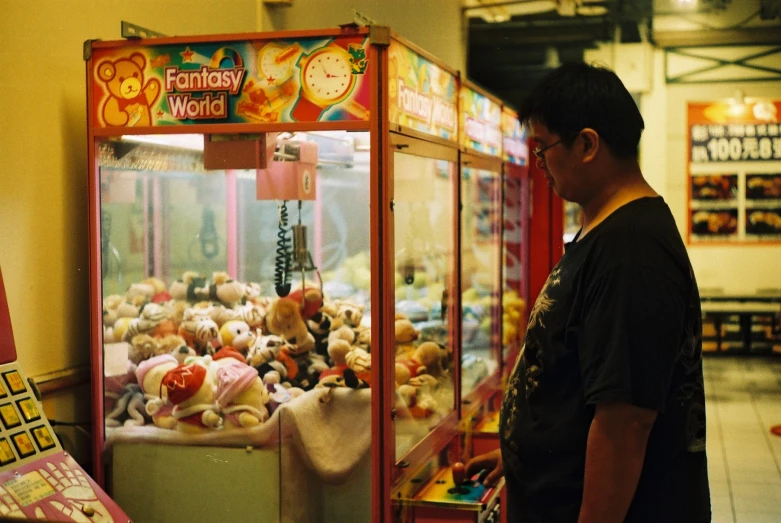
[49,420,92,426]
[200,206,220,259]
[275,200,292,297]
[50,420,93,442]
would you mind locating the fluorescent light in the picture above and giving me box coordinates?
[557,0,577,16]
[577,5,608,16]
[119,134,204,151]
[467,0,556,18]
[510,0,555,15]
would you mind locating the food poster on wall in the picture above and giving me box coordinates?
[91,35,371,127]
[690,174,739,241]
[688,100,781,243]
[745,173,781,239]
[387,40,458,141]
[460,85,502,157]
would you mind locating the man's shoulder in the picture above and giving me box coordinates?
[598,197,676,238]
[588,199,683,258]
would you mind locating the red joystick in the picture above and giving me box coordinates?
[452,462,466,486]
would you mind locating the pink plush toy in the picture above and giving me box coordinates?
[215,363,270,429]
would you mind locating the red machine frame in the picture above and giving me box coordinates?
[528,157,564,305]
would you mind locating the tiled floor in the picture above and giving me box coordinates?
[705,357,781,523]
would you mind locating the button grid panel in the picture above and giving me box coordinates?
[0,364,61,472]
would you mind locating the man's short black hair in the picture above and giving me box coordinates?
[519,62,644,159]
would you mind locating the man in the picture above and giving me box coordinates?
[466,63,710,522]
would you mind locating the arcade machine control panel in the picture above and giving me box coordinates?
[0,266,129,522]
[0,363,128,522]
[394,461,503,523]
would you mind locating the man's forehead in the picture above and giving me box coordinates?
[528,120,552,141]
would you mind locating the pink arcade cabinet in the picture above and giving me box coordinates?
[0,266,130,522]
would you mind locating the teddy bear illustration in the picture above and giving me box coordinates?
[96,52,161,127]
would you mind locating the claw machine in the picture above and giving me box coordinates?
[86,25,515,523]
[461,105,530,463]
[389,78,507,521]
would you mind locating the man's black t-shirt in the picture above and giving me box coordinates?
[499,197,710,523]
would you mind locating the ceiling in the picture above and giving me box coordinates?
[465,0,780,107]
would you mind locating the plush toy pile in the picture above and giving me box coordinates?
[103,270,453,432]
[502,289,526,347]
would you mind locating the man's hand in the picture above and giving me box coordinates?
[464,449,504,487]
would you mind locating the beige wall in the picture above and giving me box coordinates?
[260,0,465,71]
[0,0,258,463]
[640,50,668,197]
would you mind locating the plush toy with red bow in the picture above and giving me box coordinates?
[161,364,223,433]
[136,354,179,429]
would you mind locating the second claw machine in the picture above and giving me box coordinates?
[86,24,517,523]
[388,77,507,520]
[461,107,530,475]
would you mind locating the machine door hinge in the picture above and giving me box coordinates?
[370,25,391,47]
[121,21,167,40]
[83,39,100,61]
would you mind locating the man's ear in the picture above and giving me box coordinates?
[580,128,600,163]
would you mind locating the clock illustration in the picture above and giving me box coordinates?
[258,42,301,86]
[291,37,365,122]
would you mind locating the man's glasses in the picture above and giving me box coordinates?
[532,139,563,161]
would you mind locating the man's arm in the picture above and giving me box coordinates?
[578,402,657,523]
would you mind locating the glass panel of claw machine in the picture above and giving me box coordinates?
[392,147,458,461]
[460,165,501,397]
[97,130,372,522]
[387,38,461,467]
[98,134,289,523]
[239,130,374,521]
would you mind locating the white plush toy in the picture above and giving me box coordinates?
[219,320,256,356]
